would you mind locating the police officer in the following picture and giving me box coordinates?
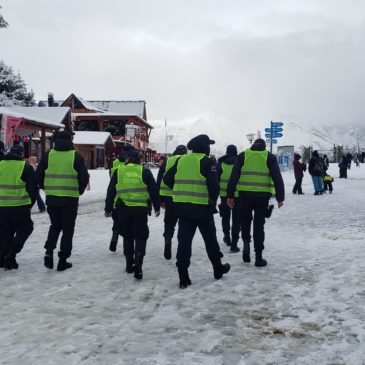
[109,145,135,252]
[163,134,230,289]
[157,145,187,260]
[0,145,37,270]
[218,144,240,253]
[105,150,160,280]
[227,138,284,266]
[36,131,89,271]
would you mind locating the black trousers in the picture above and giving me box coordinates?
[112,209,119,232]
[339,167,347,178]
[239,195,270,252]
[176,215,222,269]
[219,197,240,243]
[118,206,149,257]
[0,207,34,258]
[323,181,333,192]
[44,204,78,259]
[292,177,303,194]
[163,198,178,239]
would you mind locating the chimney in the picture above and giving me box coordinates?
[48,92,54,107]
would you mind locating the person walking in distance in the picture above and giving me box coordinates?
[227,139,284,267]
[217,145,241,253]
[163,134,230,288]
[308,150,324,195]
[105,150,160,280]
[157,145,187,260]
[0,145,37,270]
[292,153,306,194]
[36,131,89,271]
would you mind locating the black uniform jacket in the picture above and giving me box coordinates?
[163,155,220,219]
[227,145,285,202]
[105,164,160,214]
[0,153,37,208]
[36,139,90,207]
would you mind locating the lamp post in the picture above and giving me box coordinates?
[246,133,256,145]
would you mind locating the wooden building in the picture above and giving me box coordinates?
[60,94,153,156]
[0,106,71,159]
[72,131,116,169]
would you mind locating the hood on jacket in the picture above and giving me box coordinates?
[251,138,266,151]
[312,150,319,158]
[218,154,236,165]
[294,153,301,160]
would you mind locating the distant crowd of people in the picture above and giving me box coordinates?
[292,151,358,195]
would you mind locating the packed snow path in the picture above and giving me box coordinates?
[1,165,365,365]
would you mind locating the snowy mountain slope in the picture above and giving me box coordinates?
[149,114,365,154]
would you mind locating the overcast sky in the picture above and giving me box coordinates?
[1,0,364,126]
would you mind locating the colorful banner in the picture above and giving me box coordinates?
[6,115,23,145]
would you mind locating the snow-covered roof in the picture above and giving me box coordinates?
[87,100,146,119]
[0,107,68,129]
[73,131,115,147]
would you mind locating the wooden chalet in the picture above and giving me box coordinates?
[0,106,71,159]
[58,94,153,164]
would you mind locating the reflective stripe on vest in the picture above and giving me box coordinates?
[237,149,275,194]
[116,164,149,207]
[220,162,238,197]
[44,150,80,198]
[159,155,182,197]
[172,153,209,205]
[0,160,31,206]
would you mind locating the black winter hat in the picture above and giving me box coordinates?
[252,138,266,149]
[55,130,73,141]
[226,144,237,155]
[173,145,188,155]
[187,134,215,150]
[312,150,319,158]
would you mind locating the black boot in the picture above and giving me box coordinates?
[213,261,231,279]
[243,241,251,263]
[178,267,192,289]
[4,255,18,270]
[109,230,119,252]
[164,238,172,260]
[255,251,267,267]
[125,255,135,273]
[134,253,144,280]
[223,235,232,246]
[44,249,54,269]
[57,258,73,271]
[230,240,240,253]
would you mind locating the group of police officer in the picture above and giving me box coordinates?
[0,131,285,289]
[104,134,285,289]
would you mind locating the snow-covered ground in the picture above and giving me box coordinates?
[1,164,365,365]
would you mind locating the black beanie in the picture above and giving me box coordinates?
[55,130,72,141]
[226,144,237,155]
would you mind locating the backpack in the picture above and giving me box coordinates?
[312,158,323,175]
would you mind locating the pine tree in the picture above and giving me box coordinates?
[0,60,35,106]
[0,5,8,28]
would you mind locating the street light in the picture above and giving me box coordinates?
[246,133,256,145]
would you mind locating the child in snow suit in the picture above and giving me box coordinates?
[323,174,334,194]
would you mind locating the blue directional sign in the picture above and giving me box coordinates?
[272,121,284,127]
[271,132,283,138]
[265,128,272,133]
[271,127,283,133]
[271,139,278,144]
[265,133,273,138]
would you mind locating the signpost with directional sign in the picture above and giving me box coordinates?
[266,121,284,153]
